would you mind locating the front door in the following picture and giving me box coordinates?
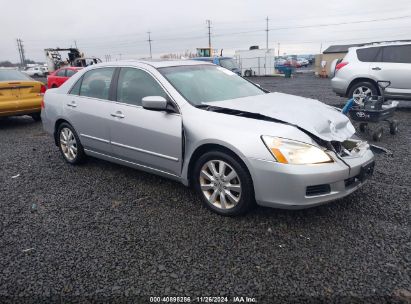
[109,67,182,176]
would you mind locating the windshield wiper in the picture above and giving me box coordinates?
[194,104,213,110]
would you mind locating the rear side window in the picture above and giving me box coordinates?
[66,69,77,77]
[382,45,411,63]
[356,47,382,62]
[116,67,167,106]
[79,68,115,100]
[56,69,66,77]
[69,77,82,95]
[0,70,31,81]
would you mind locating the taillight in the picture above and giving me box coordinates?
[40,84,47,95]
[40,85,46,109]
[336,62,348,71]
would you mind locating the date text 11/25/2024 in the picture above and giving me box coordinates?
[149,296,257,302]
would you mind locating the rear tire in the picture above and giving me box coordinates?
[31,113,41,121]
[244,70,252,77]
[193,151,255,216]
[57,122,86,165]
[348,81,378,106]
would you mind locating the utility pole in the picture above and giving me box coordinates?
[277,43,280,57]
[16,39,26,68]
[20,40,26,67]
[206,20,212,50]
[17,39,23,67]
[265,16,269,51]
[147,31,153,59]
[74,40,78,49]
[319,42,323,54]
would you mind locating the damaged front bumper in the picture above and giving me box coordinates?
[248,141,375,209]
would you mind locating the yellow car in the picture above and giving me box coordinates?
[0,69,46,121]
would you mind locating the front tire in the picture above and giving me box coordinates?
[372,127,383,141]
[389,120,398,135]
[57,122,86,164]
[193,151,255,216]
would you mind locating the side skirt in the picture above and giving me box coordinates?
[84,149,184,184]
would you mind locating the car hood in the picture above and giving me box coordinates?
[204,92,355,142]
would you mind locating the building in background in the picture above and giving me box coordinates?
[314,44,358,77]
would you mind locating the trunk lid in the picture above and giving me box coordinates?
[0,81,20,113]
[204,92,355,142]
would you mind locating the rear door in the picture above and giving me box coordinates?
[109,67,182,176]
[64,67,116,155]
[374,45,411,97]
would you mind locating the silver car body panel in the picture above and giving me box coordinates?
[203,92,355,142]
[42,60,375,209]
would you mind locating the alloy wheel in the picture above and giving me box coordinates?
[199,160,242,210]
[60,127,78,161]
[353,86,372,106]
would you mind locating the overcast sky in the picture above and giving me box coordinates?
[2,0,411,62]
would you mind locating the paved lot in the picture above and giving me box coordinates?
[0,74,410,302]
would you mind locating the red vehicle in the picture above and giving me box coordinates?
[47,67,82,88]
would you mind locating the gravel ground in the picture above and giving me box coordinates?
[0,75,410,303]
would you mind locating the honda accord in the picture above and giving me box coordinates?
[41,60,375,216]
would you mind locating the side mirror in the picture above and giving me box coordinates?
[142,96,168,111]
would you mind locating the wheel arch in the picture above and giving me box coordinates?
[185,143,253,188]
[54,118,71,146]
[346,77,380,97]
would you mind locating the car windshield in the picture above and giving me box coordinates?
[0,70,31,81]
[159,65,264,105]
[219,58,239,70]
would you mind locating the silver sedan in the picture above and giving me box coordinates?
[41,60,375,216]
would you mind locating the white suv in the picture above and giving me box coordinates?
[331,42,411,104]
[22,66,45,77]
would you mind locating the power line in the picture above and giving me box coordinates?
[212,14,411,37]
[269,14,411,31]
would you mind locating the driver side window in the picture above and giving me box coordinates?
[116,68,167,106]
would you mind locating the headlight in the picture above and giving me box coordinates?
[261,136,333,165]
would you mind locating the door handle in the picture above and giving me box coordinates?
[67,101,77,107]
[111,112,125,118]
[372,67,381,71]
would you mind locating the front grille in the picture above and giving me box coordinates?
[306,184,331,196]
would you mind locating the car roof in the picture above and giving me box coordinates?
[96,60,213,69]
[351,41,411,51]
[62,66,83,70]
